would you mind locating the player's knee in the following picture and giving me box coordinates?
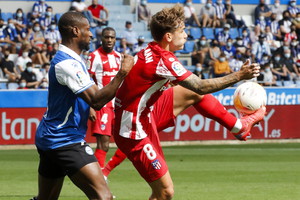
[162,186,174,200]
[102,142,110,152]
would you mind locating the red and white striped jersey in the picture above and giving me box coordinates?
[88,47,121,108]
[114,42,192,140]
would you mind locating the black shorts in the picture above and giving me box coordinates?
[37,142,97,179]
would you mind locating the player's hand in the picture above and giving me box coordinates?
[89,107,96,121]
[118,54,134,78]
[238,59,261,80]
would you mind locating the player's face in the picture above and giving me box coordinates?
[102,30,116,53]
[169,24,187,52]
[78,19,93,51]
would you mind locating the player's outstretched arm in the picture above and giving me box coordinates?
[179,60,260,95]
[79,54,134,110]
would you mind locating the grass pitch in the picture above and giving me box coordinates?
[0,143,300,200]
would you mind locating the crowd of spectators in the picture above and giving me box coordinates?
[0,0,299,89]
[185,0,300,87]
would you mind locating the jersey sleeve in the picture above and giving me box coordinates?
[55,59,94,95]
[156,53,192,84]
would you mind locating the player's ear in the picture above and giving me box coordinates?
[71,26,80,37]
[164,32,173,42]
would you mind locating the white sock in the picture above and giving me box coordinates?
[230,119,242,133]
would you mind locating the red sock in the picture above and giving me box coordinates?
[102,148,127,177]
[193,94,237,130]
[95,149,107,168]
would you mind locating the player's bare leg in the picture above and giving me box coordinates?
[69,162,113,200]
[94,134,111,168]
[148,171,174,200]
[37,175,64,200]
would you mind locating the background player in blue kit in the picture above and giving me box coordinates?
[33,11,133,200]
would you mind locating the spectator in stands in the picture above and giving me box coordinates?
[260,63,277,86]
[213,52,232,77]
[265,25,280,53]
[199,0,217,28]
[40,6,55,31]
[270,52,289,82]
[270,0,283,21]
[4,18,22,53]
[32,0,48,19]
[16,49,32,72]
[259,53,271,65]
[191,35,210,70]
[292,12,300,38]
[17,78,28,89]
[213,0,228,28]
[133,36,147,55]
[71,0,97,27]
[234,37,246,54]
[282,49,299,83]
[88,0,109,26]
[35,62,50,81]
[0,49,20,82]
[276,40,291,56]
[137,0,152,28]
[249,25,261,44]
[284,24,298,43]
[31,43,49,66]
[287,0,300,18]
[0,19,13,48]
[209,39,221,63]
[224,0,244,28]
[30,22,45,49]
[122,21,138,49]
[221,37,236,60]
[20,62,40,88]
[115,38,131,55]
[291,38,300,58]
[183,0,200,27]
[241,28,251,48]
[254,0,272,22]
[269,13,282,40]
[255,14,270,33]
[216,23,231,46]
[251,34,271,63]
[38,77,48,89]
[44,21,61,45]
[229,50,243,72]
[13,8,27,37]
[279,10,292,37]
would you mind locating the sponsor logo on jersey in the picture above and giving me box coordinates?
[171,61,186,76]
[76,71,84,84]
[85,146,94,155]
[169,57,175,62]
[151,159,162,170]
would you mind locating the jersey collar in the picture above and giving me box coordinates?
[58,44,83,63]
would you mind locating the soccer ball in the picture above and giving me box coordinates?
[233,82,267,115]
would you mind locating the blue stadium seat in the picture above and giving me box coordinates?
[189,27,201,40]
[0,82,7,89]
[202,28,215,40]
[214,28,223,36]
[1,12,13,22]
[230,28,239,39]
[184,41,195,53]
[55,13,63,22]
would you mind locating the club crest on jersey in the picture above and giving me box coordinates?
[101,124,106,130]
[171,61,186,76]
[151,159,162,170]
[76,71,84,84]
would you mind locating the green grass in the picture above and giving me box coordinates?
[0,143,300,200]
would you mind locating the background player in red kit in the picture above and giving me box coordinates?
[112,4,266,200]
[88,27,121,170]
